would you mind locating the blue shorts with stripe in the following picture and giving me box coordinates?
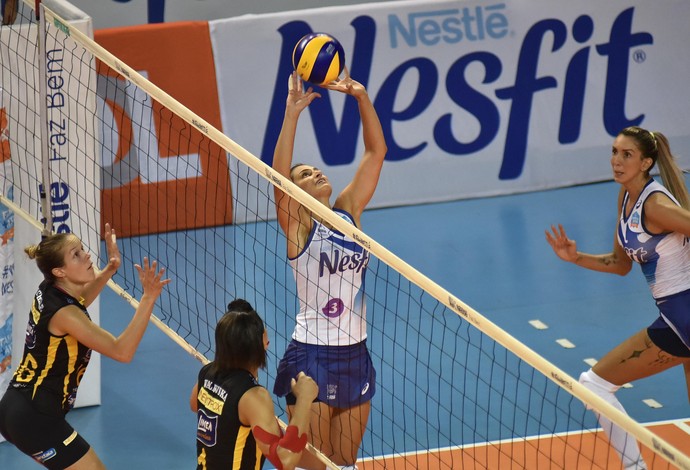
[273,339,376,408]
[650,288,690,357]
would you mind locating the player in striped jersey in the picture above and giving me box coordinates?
[0,224,170,469]
[190,299,318,470]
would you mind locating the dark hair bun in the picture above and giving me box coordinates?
[227,298,253,313]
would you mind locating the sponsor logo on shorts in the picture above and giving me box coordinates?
[361,382,370,396]
[32,448,57,463]
[63,430,78,446]
[326,384,337,400]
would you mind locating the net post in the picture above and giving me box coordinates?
[36,1,53,236]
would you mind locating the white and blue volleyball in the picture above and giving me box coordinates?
[292,33,346,85]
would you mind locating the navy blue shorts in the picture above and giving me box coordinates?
[650,288,690,357]
[273,339,376,408]
[0,388,90,469]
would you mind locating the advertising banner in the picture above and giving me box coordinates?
[209,0,690,220]
[0,91,14,443]
[95,22,233,237]
[94,1,690,230]
[0,4,101,408]
[41,4,102,408]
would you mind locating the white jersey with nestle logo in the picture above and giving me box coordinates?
[290,209,369,346]
[617,179,690,299]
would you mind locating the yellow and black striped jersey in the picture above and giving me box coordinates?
[10,280,92,415]
[195,364,265,470]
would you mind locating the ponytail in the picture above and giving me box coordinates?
[654,132,690,210]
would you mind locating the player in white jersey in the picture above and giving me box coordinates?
[546,126,690,470]
[271,70,386,469]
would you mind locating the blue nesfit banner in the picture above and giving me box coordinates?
[205,0,690,220]
[79,0,690,228]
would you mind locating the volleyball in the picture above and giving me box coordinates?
[292,33,346,85]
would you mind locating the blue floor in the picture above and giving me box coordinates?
[1,180,688,469]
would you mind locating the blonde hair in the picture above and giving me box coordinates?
[25,233,76,282]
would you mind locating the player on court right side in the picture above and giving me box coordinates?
[271,70,387,470]
[546,126,690,470]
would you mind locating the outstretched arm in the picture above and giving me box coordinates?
[82,223,121,307]
[331,71,387,223]
[545,223,632,275]
[273,72,321,236]
[546,188,632,276]
[50,257,171,362]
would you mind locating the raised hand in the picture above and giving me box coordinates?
[103,223,121,273]
[321,66,366,97]
[135,257,171,299]
[286,71,321,116]
[545,224,578,263]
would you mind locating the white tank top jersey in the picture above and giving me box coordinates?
[290,209,370,346]
[617,179,690,299]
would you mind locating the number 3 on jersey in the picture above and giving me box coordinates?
[322,297,345,318]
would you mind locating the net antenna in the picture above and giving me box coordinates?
[1,1,688,468]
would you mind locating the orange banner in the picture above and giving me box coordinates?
[0,107,9,164]
[95,22,232,237]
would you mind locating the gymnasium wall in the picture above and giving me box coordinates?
[61,0,401,30]
[93,0,690,236]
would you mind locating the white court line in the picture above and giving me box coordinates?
[357,417,690,463]
[642,398,663,409]
[529,319,549,330]
[675,420,690,435]
[556,338,576,348]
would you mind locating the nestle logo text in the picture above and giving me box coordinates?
[388,4,509,48]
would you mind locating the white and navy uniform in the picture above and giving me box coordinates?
[617,179,690,354]
[291,209,369,346]
[274,209,376,407]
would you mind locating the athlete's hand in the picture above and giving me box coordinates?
[321,66,367,98]
[286,72,320,118]
[103,223,121,274]
[291,371,318,402]
[135,257,171,299]
[545,224,579,263]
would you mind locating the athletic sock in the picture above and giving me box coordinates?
[579,369,647,470]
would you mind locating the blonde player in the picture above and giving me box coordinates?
[0,224,170,469]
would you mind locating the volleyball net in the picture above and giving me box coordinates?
[1,1,689,468]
